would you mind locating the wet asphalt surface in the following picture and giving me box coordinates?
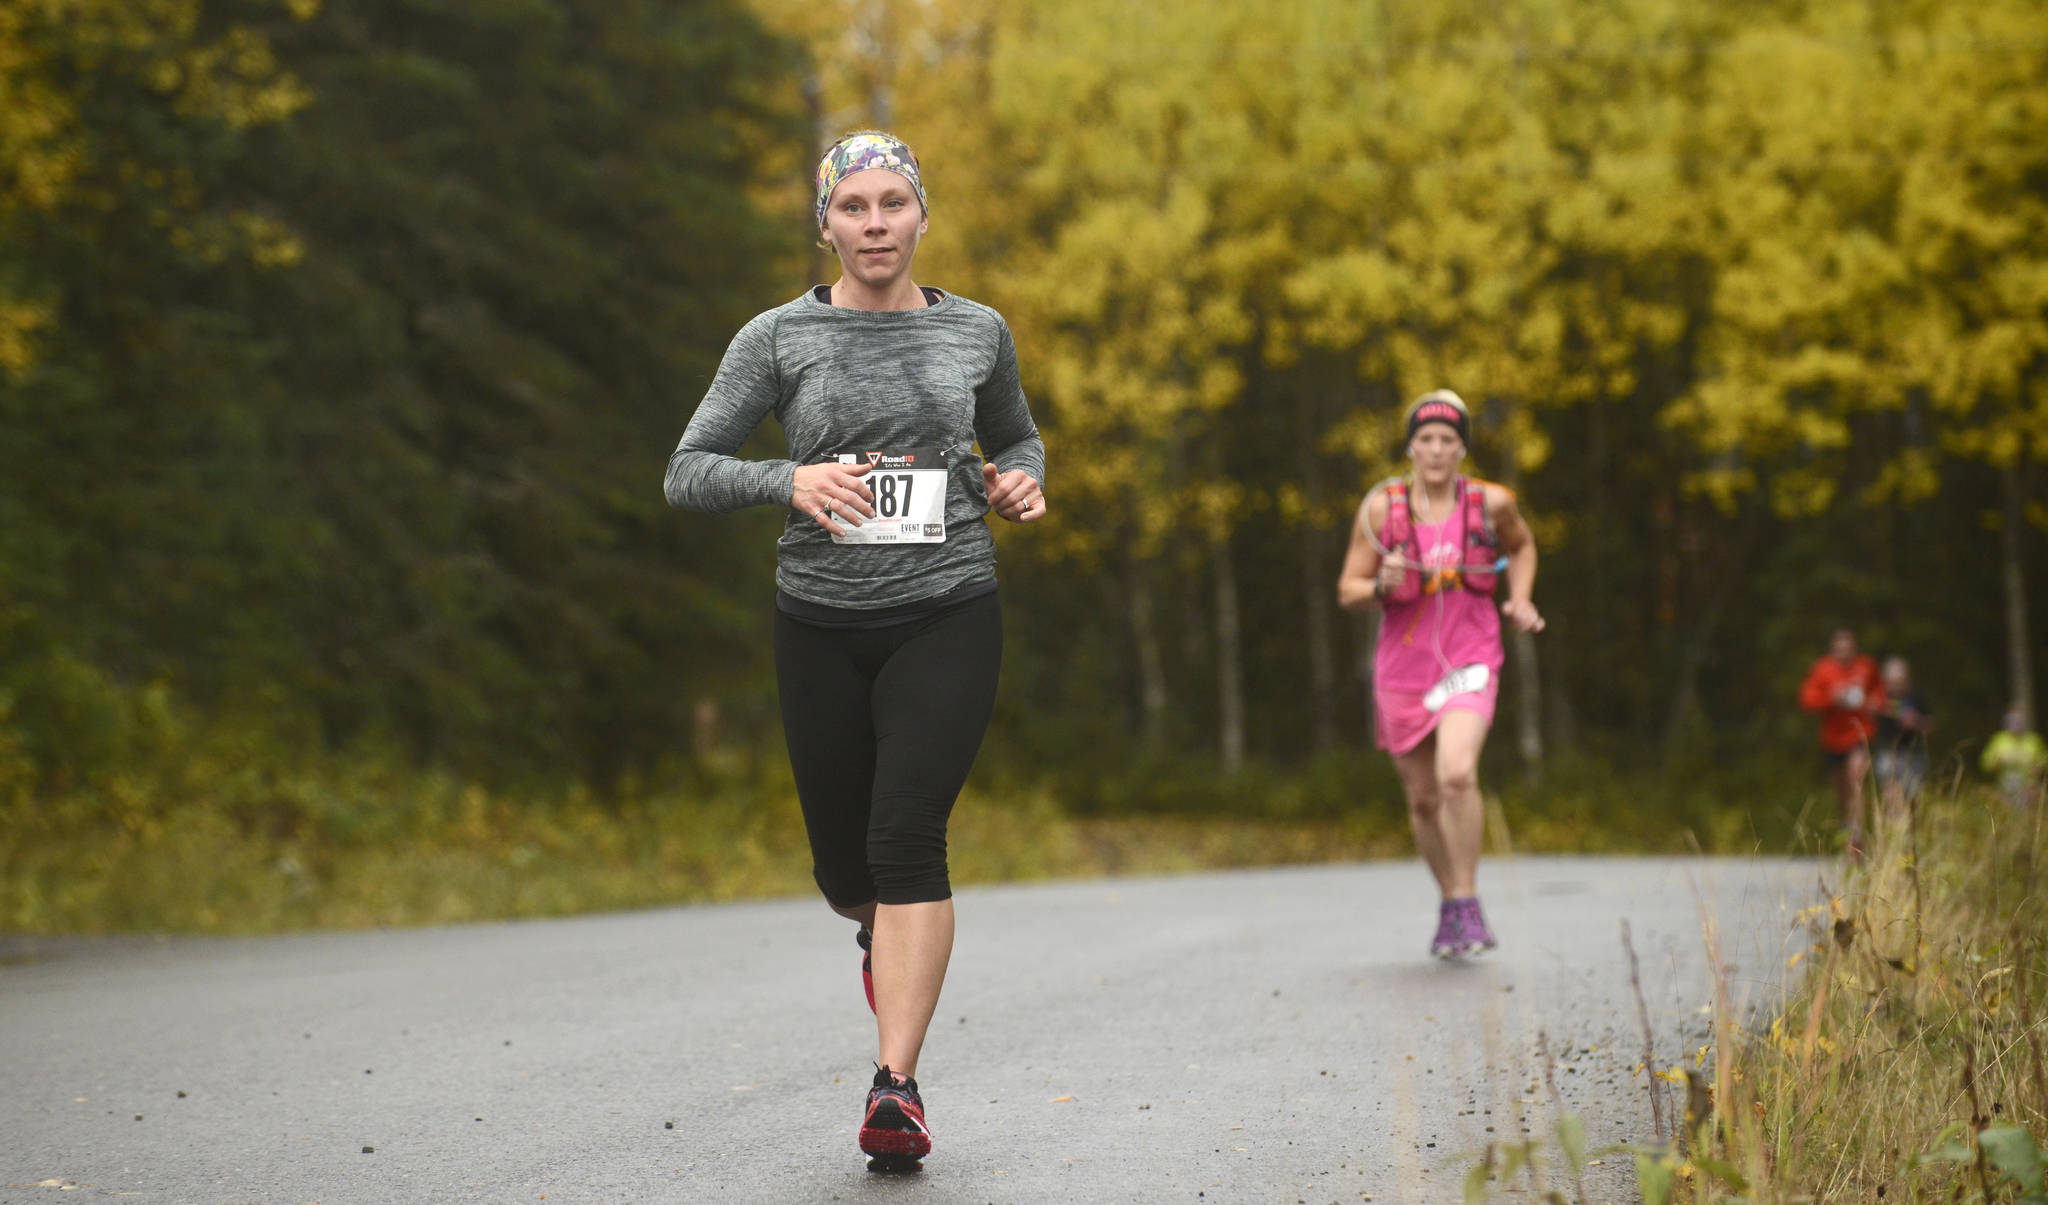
[1,855,1820,1204]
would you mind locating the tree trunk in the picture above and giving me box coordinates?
[805,73,830,286]
[1661,498,1764,766]
[1510,628,1542,784]
[865,0,895,129]
[1127,553,1168,753]
[1496,404,1544,782]
[1545,639,1578,752]
[1662,496,1710,762]
[1355,609,1380,745]
[1214,533,1245,773]
[1298,381,1338,751]
[2004,461,2037,729]
[1303,522,1339,751]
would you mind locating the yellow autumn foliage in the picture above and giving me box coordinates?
[755,0,2043,546]
[0,0,315,371]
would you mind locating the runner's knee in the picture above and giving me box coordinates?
[868,793,953,905]
[1438,764,1479,797]
[813,860,876,912]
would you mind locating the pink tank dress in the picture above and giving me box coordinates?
[1373,507,1505,755]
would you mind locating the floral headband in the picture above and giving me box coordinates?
[814,131,926,229]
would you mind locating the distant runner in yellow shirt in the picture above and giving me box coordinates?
[1982,705,2046,809]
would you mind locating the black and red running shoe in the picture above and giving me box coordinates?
[857,927,875,1014]
[859,1065,930,1165]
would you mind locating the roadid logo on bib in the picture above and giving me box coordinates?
[828,447,946,545]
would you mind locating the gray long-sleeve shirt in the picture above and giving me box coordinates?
[664,289,1046,609]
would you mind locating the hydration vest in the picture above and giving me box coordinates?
[1379,476,1501,604]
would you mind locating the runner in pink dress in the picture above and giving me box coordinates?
[1336,390,1545,957]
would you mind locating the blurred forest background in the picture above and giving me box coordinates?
[1,0,2042,930]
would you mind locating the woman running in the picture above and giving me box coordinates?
[663,130,1046,1169]
[1336,390,1544,958]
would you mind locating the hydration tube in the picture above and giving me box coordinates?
[1358,477,1509,576]
[1359,476,1524,686]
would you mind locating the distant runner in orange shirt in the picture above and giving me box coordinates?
[1797,627,1886,859]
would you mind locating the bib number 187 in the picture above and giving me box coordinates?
[829,447,946,544]
[874,473,915,518]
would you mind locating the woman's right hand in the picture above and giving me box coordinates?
[792,462,875,537]
[1376,553,1410,600]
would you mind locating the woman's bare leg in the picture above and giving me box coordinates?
[1428,708,1490,898]
[870,899,953,1077]
[1393,734,1452,893]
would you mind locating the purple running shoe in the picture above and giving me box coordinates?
[1457,897,1499,954]
[1429,899,1465,958]
[1430,897,1499,958]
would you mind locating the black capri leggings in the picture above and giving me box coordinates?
[774,591,1002,907]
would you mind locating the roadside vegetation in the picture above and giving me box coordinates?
[1,691,1817,935]
[1468,778,2048,1204]
[0,713,1390,934]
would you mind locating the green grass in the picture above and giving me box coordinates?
[2,748,1431,934]
[1,720,1816,936]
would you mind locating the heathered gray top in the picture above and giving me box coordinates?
[664,289,1046,609]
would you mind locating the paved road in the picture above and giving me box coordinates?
[2,855,1818,1204]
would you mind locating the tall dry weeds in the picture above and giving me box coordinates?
[1472,779,2048,1204]
[1685,782,2045,1202]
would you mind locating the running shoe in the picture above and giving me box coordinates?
[859,1065,931,1163]
[1457,896,1499,954]
[857,927,875,1014]
[1430,897,1499,958]
[1428,899,1466,959]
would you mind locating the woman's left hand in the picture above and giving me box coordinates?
[1501,598,1545,633]
[983,461,1044,523]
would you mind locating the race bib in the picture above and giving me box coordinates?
[829,448,946,545]
[1423,663,1490,713]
